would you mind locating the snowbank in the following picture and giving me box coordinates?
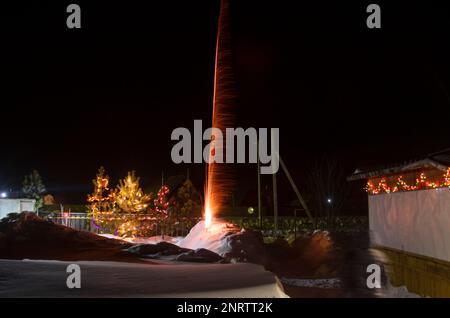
[177,220,239,256]
[0,259,288,298]
[99,234,182,245]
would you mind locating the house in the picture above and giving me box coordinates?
[0,198,36,219]
[348,148,450,297]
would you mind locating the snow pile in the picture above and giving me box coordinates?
[99,234,182,245]
[0,259,288,298]
[177,220,240,256]
[378,281,422,298]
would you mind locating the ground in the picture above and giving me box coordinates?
[0,213,418,297]
[0,259,287,297]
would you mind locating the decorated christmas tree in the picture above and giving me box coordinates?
[154,185,170,217]
[116,171,151,213]
[153,185,171,237]
[87,167,116,232]
[87,169,179,237]
[114,171,153,237]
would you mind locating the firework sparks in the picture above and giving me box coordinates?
[204,0,236,228]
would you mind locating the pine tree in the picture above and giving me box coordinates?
[87,167,115,222]
[153,184,171,237]
[174,179,200,218]
[116,171,151,213]
[22,170,46,210]
[154,185,171,218]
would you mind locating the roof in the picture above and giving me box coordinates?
[348,148,450,181]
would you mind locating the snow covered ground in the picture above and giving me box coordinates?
[101,220,240,257]
[0,259,288,298]
[99,234,183,244]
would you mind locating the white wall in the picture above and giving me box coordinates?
[0,199,36,219]
[369,187,450,262]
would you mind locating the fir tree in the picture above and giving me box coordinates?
[87,166,115,220]
[116,171,151,213]
[174,179,200,218]
[22,170,46,210]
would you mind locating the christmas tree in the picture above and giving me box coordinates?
[87,167,116,231]
[153,184,171,237]
[116,171,151,213]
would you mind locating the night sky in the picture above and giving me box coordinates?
[1,1,450,207]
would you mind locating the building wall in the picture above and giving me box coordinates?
[369,187,450,262]
[0,199,36,219]
[379,246,450,297]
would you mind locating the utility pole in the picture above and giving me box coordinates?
[257,140,262,229]
[272,170,278,233]
[278,155,314,224]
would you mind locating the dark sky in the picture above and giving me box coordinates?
[1,1,450,205]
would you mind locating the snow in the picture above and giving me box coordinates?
[99,234,183,244]
[98,220,239,257]
[177,220,236,256]
[377,281,422,298]
[0,259,288,298]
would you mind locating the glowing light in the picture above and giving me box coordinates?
[0,192,7,198]
[204,0,235,228]
[366,167,450,195]
[204,204,212,229]
[327,198,332,204]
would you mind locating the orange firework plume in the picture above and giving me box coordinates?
[205,0,237,227]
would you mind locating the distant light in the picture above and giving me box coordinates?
[0,192,7,198]
[327,198,332,204]
[247,207,254,214]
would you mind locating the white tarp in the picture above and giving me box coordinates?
[0,199,36,219]
[369,187,450,262]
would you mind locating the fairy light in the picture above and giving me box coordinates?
[444,167,450,187]
[366,167,450,195]
[154,185,170,215]
[88,168,173,237]
[115,171,151,213]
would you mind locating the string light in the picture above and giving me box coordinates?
[87,167,172,237]
[366,167,450,195]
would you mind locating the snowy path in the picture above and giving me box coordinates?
[0,259,287,298]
